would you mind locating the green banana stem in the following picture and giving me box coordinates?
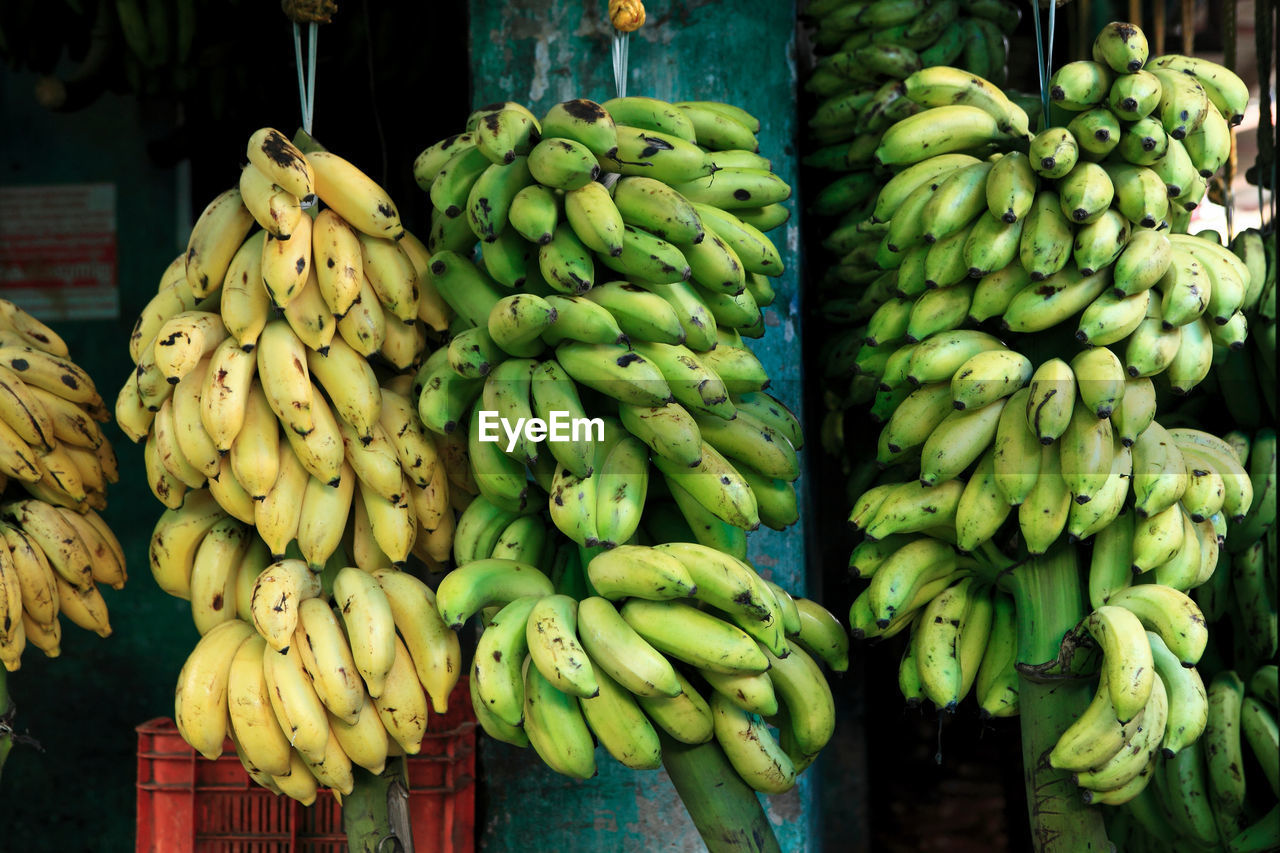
[1009,543,1109,853]
[342,760,411,853]
[0,668,11,783]
[659,731,781,853]
[292,128,327,155]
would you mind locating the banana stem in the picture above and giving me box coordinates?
[658,731,781,853]
[342,759,412,853]
[1009,543,1109,853]
[292,128,328,155]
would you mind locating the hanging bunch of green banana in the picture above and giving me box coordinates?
[434,542,845,792]
[0,299,128,668]
[1214,228,1277,429]
[1106,428,1277,850]
[411,96,803,558]
[799,0,1024,459]
[409,96,848,790]
[1105,662,1278,852]
[113,127,474,804]
[848,35,1253,403]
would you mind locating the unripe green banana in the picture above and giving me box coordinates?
[1049,61,1114,111]
[602,96,695,140]
[1075,289,1157,348]
[963,213,1024,278]
[540,98,618,158]
[1117,116,1170,166]
[1124,301,1182,378]
[1066,107,1122,161]
[1104,162,1170,229]
[1113,228,1173,296]
[918,398,1006,486]
[1130,420,1188,517]
[951,349,1032,411]
[1059,402,1115,502]
[1018,190,1074,281]
[1029,128,1079,179]
[985,150,1037,224]
[508,184,559,245]
[920,161,994,244]
[1148,67,1211,141]
[1071,346,1127,418]
[538,224,596,295]
[1025,358,1076,444]
[1157,249,1210,329]
[874,105,1006,167]
[1072,209,1130,276]
[564,180,625,257]
[906,330,1006,386]
[488,293,557,356]
[1092,21,1149,73]
[1110,376,1156,446]
[1183,105,1231,177]
[1018,442,1072,553]
[1058,161,1114,224]
[1109,70,1163,121]
[969,264,1031,323]
[528,138,602,191]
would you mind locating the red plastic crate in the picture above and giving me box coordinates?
[137,679,475,852]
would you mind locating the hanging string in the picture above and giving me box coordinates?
[1031,0,1049,127]
[1045,0,1058,101]
[611,32,630,99]
[609,0,645,99]
[292,22,319,135]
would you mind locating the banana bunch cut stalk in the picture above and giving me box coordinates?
[0,298,126,669]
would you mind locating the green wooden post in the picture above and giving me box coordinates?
[468,1,815,849]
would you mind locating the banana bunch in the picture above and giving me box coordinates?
[1109,431,1277,848]
[1215,228,1278,430]
[825,23,1253,437]
[847,324,1253,563]
[117,127,461,587]
[1191,428,1278,665]
[171,565,462,805]
[435,543,844,790]
[0,298,126,668]
[1101,666,1278,848]
[893,578,1022,719]
[409,97,804,556]
[800,0,1022,445]
[800,0,1023,201]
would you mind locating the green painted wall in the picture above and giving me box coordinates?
[467,2,818,849]
[0,70,195,851]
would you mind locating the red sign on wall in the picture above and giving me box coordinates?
[0,183,118,320]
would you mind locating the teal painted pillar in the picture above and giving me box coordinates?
[468,2,816,850]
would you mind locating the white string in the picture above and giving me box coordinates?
[293,23,310,132]
[292,22,319,135]
[306,22,318,133]
[1045,0,1057,102]
[1031,0,1048,127]
[611,31,629,99]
